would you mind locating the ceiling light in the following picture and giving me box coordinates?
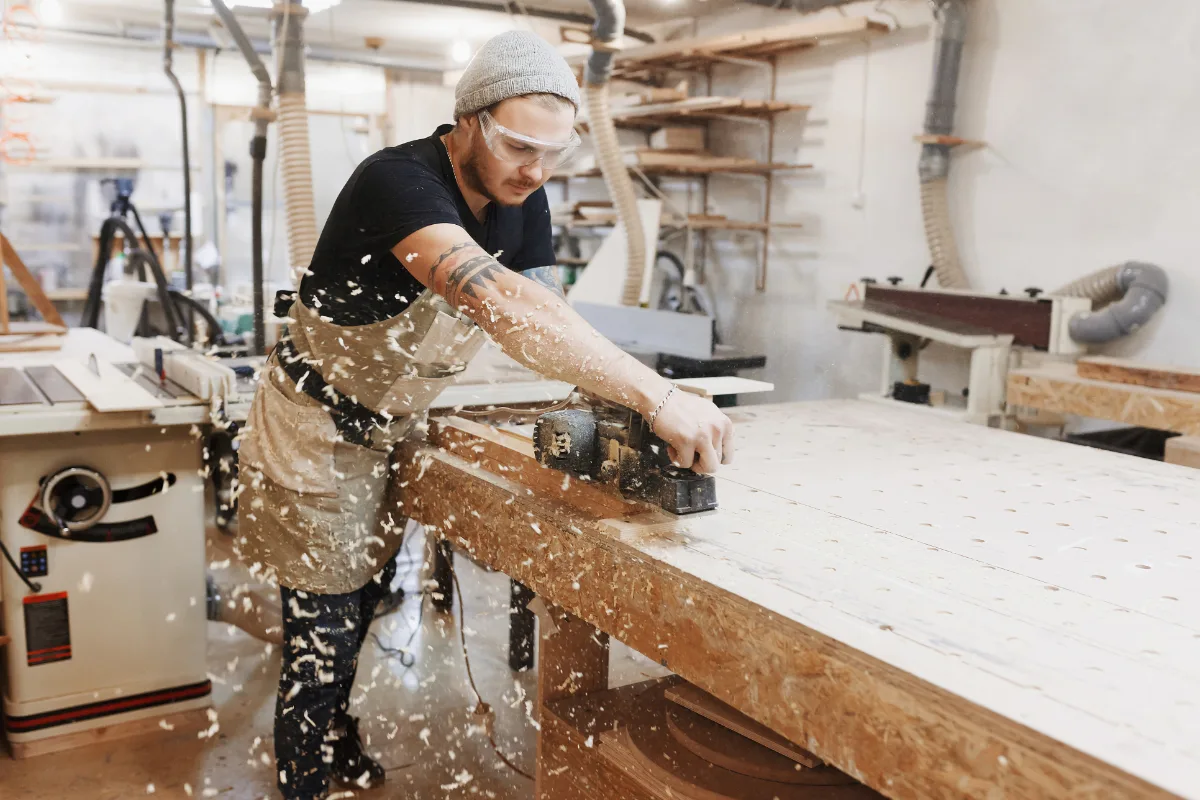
[450,40,473,65]
[39,0,63,24]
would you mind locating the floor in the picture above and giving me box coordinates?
[0,531,668,800]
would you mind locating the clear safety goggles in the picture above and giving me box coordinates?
[478,109,580,170]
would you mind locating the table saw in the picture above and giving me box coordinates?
[397,399,1200,800]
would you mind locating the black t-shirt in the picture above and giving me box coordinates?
[300,124,556,326]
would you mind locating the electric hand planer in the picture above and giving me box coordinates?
[532,404,717,515]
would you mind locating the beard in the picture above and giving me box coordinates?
[462,138,538,208]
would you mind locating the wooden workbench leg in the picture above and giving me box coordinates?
[534,603,609,800]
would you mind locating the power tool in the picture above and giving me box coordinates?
[532,404,718,515]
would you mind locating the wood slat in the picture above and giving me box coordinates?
[1077,356,1200,394]
[0,232,67,327]
[55,358,164,413]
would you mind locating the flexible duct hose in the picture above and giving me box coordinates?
[586,84,645,306]
[585,0,644,307]
[276,92,319,283]
[919,177,968,289]
[1052,262,1168,344]
[1051,264,1122,305]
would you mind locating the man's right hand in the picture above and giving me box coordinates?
[650,389,735,475]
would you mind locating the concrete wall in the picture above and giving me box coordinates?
[681,0,1200,404]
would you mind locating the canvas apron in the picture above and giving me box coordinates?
[236,290,486,593]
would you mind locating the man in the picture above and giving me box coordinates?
[236,30,734,799]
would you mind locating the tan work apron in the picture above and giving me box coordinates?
[235,291,486,594]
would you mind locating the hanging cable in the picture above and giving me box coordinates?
[448,556,534,781]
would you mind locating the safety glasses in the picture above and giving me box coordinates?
[478,109,580,170]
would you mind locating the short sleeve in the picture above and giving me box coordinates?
[511,187,557,272]
[353,157,463,250]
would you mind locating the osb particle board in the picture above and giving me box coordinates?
[398,399,1200,800]
[1008,362,1200,434]
[1077,356,1200,394]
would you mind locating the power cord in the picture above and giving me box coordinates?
[448,557,534,781]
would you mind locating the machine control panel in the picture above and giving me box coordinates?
[20,546,48,578]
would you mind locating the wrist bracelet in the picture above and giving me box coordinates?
[648,385,677,433]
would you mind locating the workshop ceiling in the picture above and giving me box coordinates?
[34,0,748,71]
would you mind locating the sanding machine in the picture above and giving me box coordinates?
[829,281,1090,424]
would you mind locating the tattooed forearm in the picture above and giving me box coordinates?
[521,266,566,299]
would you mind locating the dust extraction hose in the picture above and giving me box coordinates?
[585,0,645,307]
[273,4,319,286]
[1052,261,1169,344]
[919,0,969,290]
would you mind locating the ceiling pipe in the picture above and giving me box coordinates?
[381,0,655,43]
[211,0,273,355]
[8,21,446,72]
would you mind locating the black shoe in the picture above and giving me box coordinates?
[330,716,387,789]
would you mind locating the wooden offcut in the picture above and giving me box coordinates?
[649,126,706,152]
[399,400,1197,800]
[56,358,164,413]
[1077,356,1200,394]
[1165,435,1200,469]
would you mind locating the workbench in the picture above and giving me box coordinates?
[398,399,1200,800]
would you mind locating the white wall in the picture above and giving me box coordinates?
[687,0,1200,404]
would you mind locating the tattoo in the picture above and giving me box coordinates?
[444,254,506,306]
[521,266,566,299]
[427,241,475,276]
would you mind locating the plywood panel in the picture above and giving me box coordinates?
[399,400,1200,800]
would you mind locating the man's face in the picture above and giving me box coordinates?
[461,96,575,207]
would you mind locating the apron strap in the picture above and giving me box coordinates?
[273,338,392,448]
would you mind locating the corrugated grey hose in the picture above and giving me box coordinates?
[585,0,645,307]
[1052,261,1169,344]
[274,4,319,285]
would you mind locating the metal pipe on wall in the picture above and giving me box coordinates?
[163,0,195,342]
[211,0,273,355]
[919,0,969,289]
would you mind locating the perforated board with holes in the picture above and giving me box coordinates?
[609,400,1200,797]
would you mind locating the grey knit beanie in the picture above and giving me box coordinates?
[453,30,581,120]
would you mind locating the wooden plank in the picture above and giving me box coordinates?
[0,233,68,327]
[1078,356,1200,394]
[397,400,1199,800]
[1165,435,1200,469]
[673,377,774,398]
[0,325,67,353]
[1009,362,1200,434]
[55,358,164,412]
[608,16,888,69]
[8,707,209,760]
[663,682,820,768]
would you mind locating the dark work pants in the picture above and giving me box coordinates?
[275,558,396,799]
